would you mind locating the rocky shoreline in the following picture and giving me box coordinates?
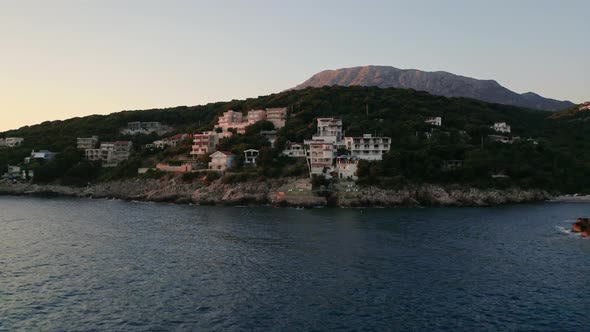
[0,178,554,208]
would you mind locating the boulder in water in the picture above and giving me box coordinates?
[572,218,590,237]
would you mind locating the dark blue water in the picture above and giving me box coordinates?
[1,197,589,331]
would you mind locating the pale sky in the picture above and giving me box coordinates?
[1,0,588,131]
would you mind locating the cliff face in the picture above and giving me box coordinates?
[0,179,551,207]
[293,66,574,111]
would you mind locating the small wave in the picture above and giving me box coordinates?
[555,226,572,235]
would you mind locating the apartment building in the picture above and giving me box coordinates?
[305,140,335,176]
[190,131,220,156]
[266,107,287,129]
[89,141,133,167]
[282,142,306,158]
[492,122,511,133]
[344,134,391,161]
[77,136,99,150]
[312,117,343,144]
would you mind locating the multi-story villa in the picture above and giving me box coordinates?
[305,140,336,176]
[336,155,359,180]
[425,116,442,127]
[208,151,235,171]
[87,141,133,167]
[215,110,245,134]
[190,131,219,156]
[344,134,391,161]
[0,137,24,148]
[77,136,99,150]
[25,150,57,164]
[282,142,306,158]
[247,109,267,125]
[312,117,343,144]
[492,122,511,133]
[244,149,259,166]
[266,108,287,129]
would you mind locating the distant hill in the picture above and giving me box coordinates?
[292,66,575,111]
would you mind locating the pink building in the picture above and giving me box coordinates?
[191,131,219,156]
[247,109,267,125]
[266,108,287,129]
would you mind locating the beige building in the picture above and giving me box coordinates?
[305,140,335,176]
[336,155,359,180]
[312,117,343,145]
[87,141,133,167]
[208,151,235,171]
[266,107,287,129]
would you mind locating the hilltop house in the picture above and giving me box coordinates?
[244,149,259,166]
[77,136,99,150]
[122,122,168,135]
[344,134,391,161]
[425,116,442,127]
[208,151,235,171]
[0,137,24,148]
[215,108,288,136]
[190,131,220,157]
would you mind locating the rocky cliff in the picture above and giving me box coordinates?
[0,178,552,207]
[292,66,574,111]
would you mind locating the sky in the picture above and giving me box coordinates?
[1,0,588,131]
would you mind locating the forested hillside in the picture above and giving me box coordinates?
[1,86,589,193]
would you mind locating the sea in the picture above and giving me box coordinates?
[1,196,589,331]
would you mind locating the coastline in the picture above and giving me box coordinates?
[0,178,553,208]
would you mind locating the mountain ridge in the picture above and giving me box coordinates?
[292,65,574,111]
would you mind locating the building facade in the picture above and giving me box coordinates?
[0,137,24,148]
[336,155,359,180]
[425,116,442,127]
[305,140,335,176]
[244,149,259,165]
[492,122,511,133]
[77,136,99,150]
[190,131,219,156]
[282,142,306,158]
[266,108,287,129]
[344,134,391,161]
[313,117,343,144]
[208,151,235,171]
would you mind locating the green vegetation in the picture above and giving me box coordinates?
[1,86,589,193]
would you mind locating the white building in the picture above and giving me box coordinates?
[88,141,133,167]
[266,107,287,129]
[77,136,99,150]
[312,117,343,145]
[344,134,391,161]
[153,134,191,149]
[282,142,306,158]
[0,137,24,148]
[190,131,219,156]
[244,149,259,166]
[492,122,511,133]
[336,155,359,180]
[425,117,442,127]
[305,140,335,176]
[208,151,235,171]
[25,150,57,164]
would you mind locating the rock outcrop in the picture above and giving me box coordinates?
[572,218,590,237]
[0,179,552,208]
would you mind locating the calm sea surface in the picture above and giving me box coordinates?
[1,196,589,331]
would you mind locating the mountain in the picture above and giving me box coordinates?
[292,66,575,111]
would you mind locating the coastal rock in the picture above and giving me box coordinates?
[572,218,590,237]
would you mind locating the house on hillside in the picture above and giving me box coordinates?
[244,149,259,166]
[25,150,57,164]
[88,141,133,167]
[208,151,235,171]
[425,116,442,127]
[282,142,306,158]
[0,137,24,148]
[266,107,287,129]
[305,140,335,177]
[312,117,344,145]
[77,136,99,150]
[344,134,391,161]
[336,155,359,180]
[191,131,219,156]
[492,122,511,133]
